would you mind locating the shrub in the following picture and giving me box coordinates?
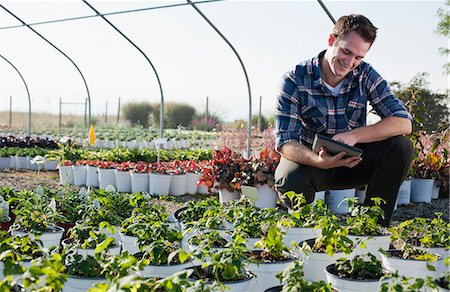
[122,102,154,127]
[165,102,196,129]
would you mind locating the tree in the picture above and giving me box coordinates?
[391,73,449,133]
[191,112,223,131]
[251,115,268,131]
[122,101,154,128]
[436,0,450,74]
[164,102,196,129]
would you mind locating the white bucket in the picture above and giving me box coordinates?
[411,178,434,203]
[115,170,132,193]
[85,165,99,187]
[130,172,148,193]
[396,179,411,205]
[326,189,356,214]
[169,174,188,196]
[59,165,74,185]
[186,173,201,195]
[149,173,172,196]
[98,168,116,189]
[72,165,87,186]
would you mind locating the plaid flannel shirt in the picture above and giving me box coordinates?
[275,51,412,150]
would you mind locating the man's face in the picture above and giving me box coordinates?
[327,31,371,77]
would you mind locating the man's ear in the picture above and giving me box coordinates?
[328,34,335,46]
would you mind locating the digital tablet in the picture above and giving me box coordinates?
[312,133,363,157]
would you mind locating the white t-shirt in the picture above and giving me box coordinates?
[323,80,345,97]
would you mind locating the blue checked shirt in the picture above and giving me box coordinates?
[275,51,412,150]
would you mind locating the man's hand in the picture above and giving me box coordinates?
[332,132,358,146]
[317,147,362,169]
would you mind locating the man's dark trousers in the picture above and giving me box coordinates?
[274,136,414,227]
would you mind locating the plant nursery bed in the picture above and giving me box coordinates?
[0,169,448,223]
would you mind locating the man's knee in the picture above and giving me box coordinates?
[387,136,414,164]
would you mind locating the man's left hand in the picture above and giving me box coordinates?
[332,131,358,146]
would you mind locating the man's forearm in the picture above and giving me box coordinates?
[333,116,412,146]
[279,141,321,167]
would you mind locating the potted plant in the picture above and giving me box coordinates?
[0,195,12,231]
[300,214,353,282]
[128,161,150,193]
[62,222,121,258]
[279,192,328,249]
[186,230,229,264]
[344,197,391,259]
[55,189,87,239]
[380,270,443,292]
[149,162,173,196]
[388,214,449,275]
[135,222,193,278]
[410,130,441,203]
[380,243,443,279]
[247,224,298,291]
[96,161,117,190]
[325,253,386,291]
[72,160,88,186]
[226,198,280,250]
[199,147,246,203]
[167,160,189,196]
[185,160,203,195]
[10,194,65,249]
[241,148,280,208]
[188,233,254,292]
[265,259,333,292]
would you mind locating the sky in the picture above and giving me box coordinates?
[0,0,448,123]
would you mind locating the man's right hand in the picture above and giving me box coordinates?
[317,147,362,169]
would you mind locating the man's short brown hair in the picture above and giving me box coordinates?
[333,14,378,44]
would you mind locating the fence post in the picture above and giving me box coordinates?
[59,97,62,128]
[9,95,12,128]
[117,97,121,124]
[258,96,262,132]
[205,96,209,131]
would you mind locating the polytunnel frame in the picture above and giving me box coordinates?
[0,54,32,135]
[82,0,166,138]
[0,4,92,133]
[0,0,336,150]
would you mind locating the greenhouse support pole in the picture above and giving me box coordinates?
[187,0,252,156]
[0,4,92,133]
[82,0,165,137]
[0,54,32,135]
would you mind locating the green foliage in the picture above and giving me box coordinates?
[334,253,384,280]
[345,197,386,236]
[254,224,290,260]
[164,102,197,129]
[436,0,450,74]
[251,114,268,131]
[122,102,154,128]
[276,259,333,291]
[380,271,440,291]
[391,73,450,132]
[280,192,330,228]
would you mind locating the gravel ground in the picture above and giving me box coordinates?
[0,169,448,224]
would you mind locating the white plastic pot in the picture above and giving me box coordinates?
[411,178,434,203]
[397,179,412,205]
[219,189,240,204]
[380,249,442,278]
[197,183,209,195]
[326,189,356,214]
[247,253,295,291]
[115,170,132,193]
[44,159,58,171]
[120,232,140,255]
[15,156,29,170]
[13,225,64,250]
[347,233,391,260]
[140,258,194,278]
[85,165,99,187]
[313,190,326,204]
[169,174,188,196]
[0,157,10,170]
[59,165,74,185]
[130,172,148,193]
[97,168,116,189]
[432,180,441,199]
[254,184,277,208]
[186,173,201,195]
[325,264,383,292]
[72,165,87,186]
[149,173,172,196]
[302,239,347,282]
[64,276,105,292]
[283,227,321,249]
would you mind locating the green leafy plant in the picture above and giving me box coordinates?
[276,259,333,291]
[333,253,384,280]
[280,192,330,229]
[380,271,440,292]
[302,214,353,256]
[190,233,251,283]
[345,197,386,236]
[66,223,116,251]
[254,224,292,261]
